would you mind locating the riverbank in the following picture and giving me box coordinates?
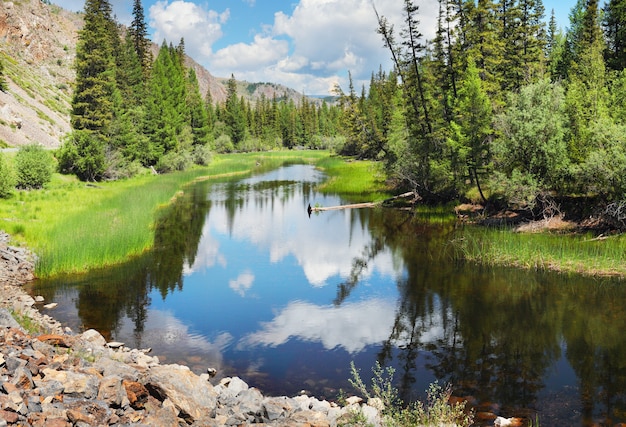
[0,232,385,427]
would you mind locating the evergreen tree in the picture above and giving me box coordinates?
[0,59,8,92]
[71,0,118,133]
[565,0,609,163]
[224,75,246,146]
[603,0,626,70]
[129,0,153,75]
[186,68,210,146]
[448,58,493,202]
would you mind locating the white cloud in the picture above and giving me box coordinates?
[149,0,228,57]
[229,271,255,297]
[211,35,289,72]
[239,299,398,353]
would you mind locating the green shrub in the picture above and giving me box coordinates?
[214,134,235,153]
[349,361,473,427]
[191,144,213,166]
[57,130,106,181]
[155,150,193,173]
[0,152,15,197]
[15,144,54,189]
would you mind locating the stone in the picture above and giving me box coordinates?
[105,341,124,349]
[42,303,57,310]
[144,364,218,422]
[11,366,34,389]
[0,409,19,424]
[0,309,21,329]
[122,379,149,409]
[41,369,99,399]
[36,334,70,348]
[98,376,128,408]
[78,329,106,348]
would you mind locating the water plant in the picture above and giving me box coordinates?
[348,361,474,427]
[452,226,626,277]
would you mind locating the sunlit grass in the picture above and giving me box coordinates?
[315,156,392,201]
[454,226,626,277]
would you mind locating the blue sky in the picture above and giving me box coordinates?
[53,0,579,95]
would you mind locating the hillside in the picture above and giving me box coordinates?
[0,0,314,150]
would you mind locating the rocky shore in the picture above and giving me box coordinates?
[0,233,384,426]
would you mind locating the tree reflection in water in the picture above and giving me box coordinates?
[29,166,626,426]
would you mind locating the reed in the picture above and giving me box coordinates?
[454,226,626,277]
[0,151,328,277]
[314,156,392,201]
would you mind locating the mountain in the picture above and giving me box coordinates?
[0,0,320,150]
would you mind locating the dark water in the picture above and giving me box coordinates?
[29,164,626,426]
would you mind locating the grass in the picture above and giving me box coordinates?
[315,156,392,202]
[452,226,626,277]
[0,151,329,277]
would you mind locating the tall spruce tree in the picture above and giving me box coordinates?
[129,0,153,75]
[71,0,118,133]
[224,75,246,146]
[603,0,626,70]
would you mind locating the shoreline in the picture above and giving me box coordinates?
[0,232,384,426]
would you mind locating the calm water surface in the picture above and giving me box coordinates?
[30,164,626,426]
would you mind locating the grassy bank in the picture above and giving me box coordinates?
[0,151,328,277]
[314,156,392,201]
[454,226,626,277]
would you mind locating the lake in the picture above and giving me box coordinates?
[29,164,626,426]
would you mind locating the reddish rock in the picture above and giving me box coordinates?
[123,380,149,409]
[0,409,20,423]
[36,335,70,348]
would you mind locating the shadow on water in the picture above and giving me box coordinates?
[28,165,626,426]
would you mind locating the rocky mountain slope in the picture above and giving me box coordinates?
[0,0,311,150]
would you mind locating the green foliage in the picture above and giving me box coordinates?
[155,150,193,173]
[57,130,106,181]
[0,152,15,198]
[14,144,55,190]
[493,79,569,200]
[348,361,473,427]
[0,58,8,92]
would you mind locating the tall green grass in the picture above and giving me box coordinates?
[0,151,328,277]
[454,226,626,276]
[315,156,392,201]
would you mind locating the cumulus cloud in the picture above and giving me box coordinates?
[229,271,255,297]
[149,0,228,57]
[239,299,398,353]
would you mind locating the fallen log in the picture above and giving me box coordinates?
[308,191,417,215]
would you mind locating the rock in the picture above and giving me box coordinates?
[41,369,100,399]
[42,303,57,309]
[78,329,106,348]
[0,308,22,329]
[144,364,218,422]
[122,379,149,409]
[105,341,124,349]
[36,334,70,348]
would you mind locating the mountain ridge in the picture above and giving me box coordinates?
[0,0,319,149]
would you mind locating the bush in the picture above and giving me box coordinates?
[349,361,473,427]
[57,130,107,181]
[14,144,54,189]
[191,144,213,166]
[155,150,193,173]
[213,134,235,153]
[0,152,15,197]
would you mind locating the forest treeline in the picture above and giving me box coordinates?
[1,0,625,220]
[342,0,626,219]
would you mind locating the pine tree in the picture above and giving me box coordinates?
[71,0,118,133]
[224,75,246,146]
[129,0,153,75]
[603,0,626,70]
[187,68,210,147]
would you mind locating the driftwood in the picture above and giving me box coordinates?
[308,191,416,215]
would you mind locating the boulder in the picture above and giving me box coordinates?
[144,364,218,422]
